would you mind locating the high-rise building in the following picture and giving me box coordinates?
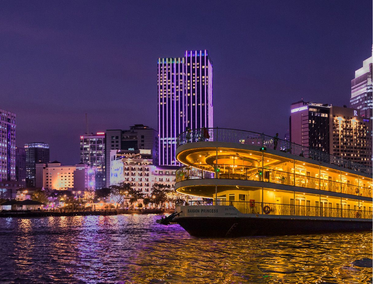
[290,101,331,153]
[25,142,50,187]
[105,124,158,187]
[0,109,16,182]
[331,106,371,166]
[157,50,213,166]
[16,146,26,187]
[80,132,105,189]
[290,101,371,167]
[350,53,372,119]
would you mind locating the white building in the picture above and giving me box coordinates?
[105,124,158,187]
[110,149,177,195]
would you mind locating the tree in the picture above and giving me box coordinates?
[150,183,172,206]
[64,195,81,210]
[109,185,125,205]
[143,197,151,208]
[31,188,50,204]
[95,187,111,200]
[109,183,143,207]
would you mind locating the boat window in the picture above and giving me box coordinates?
[239,194,245,201]
[229,194,235,201]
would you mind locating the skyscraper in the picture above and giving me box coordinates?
[157,50,213,166]
[350,53,372,119]
[25,142,50,187]
[0,109,16,182]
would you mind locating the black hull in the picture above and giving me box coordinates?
[176,217,373,238]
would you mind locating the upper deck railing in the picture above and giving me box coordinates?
[176,166,372,198]
[177,128,371,175]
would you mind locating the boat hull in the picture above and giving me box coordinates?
[175,216,372,238]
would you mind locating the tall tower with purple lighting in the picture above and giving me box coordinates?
[157,50,213,166]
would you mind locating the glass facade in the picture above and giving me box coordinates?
[157,50,213,166]
[350,55,372,119]
[80,133,105,190]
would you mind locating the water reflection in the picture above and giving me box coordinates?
[0,215,371,283]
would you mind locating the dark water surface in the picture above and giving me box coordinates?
[0,215,371,283]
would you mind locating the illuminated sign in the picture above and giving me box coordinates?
[353,110,358,117]
[110,160,124,185]
[291,106,308,113]
[96,132,105,135]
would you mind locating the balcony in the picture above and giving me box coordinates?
[176,166,372,199]
[177,128,371,175]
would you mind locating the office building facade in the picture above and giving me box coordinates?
[331,106,371,166]
[25,142,50,187]
[0,109,16,182]
[290,101,371,167]
[80,132,105,189]
[105,125,158,187]
[157,50,213,166]
[290,101,331,153]
[350,54,372,119]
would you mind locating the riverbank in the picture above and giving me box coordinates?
[0,208,175,218]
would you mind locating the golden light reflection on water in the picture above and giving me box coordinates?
[18,218,32,233]
[0,216,371,283]
[123,232,373,283]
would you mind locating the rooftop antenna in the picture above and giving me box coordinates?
[85,113,89,134]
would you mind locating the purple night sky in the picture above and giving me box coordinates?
[0,0,371,165]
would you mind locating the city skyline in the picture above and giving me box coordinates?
[0,1,371,165]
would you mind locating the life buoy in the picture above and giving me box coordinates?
[263,206,271,214]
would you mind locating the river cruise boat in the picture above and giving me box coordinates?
[172,128,372,237]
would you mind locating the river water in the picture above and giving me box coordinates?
[0,215,371,283]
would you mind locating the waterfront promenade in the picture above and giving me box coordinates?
[0,208,175,218]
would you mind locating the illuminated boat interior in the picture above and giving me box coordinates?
[175,129,372,219]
